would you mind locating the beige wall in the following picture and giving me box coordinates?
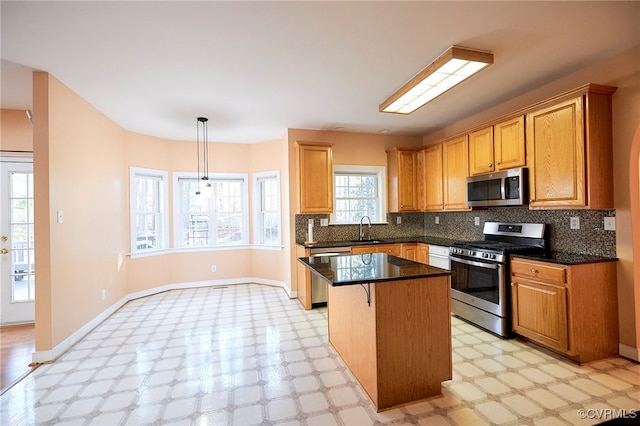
[0,108,33,153]
[423,45,640,354]
[33,72,129,350]
[286,129,423,294]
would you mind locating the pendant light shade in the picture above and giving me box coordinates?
[195,116,210,195]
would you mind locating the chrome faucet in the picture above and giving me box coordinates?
[359,215,372,241]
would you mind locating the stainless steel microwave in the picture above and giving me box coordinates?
[466,167,528,207]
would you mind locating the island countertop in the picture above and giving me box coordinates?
[298,253,451,286]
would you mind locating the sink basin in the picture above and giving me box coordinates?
[349,239,386,244]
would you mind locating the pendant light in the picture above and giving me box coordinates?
[195,116,210,195]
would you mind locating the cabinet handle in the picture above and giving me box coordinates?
[531,268,538,273]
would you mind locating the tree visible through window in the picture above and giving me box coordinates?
[333,172,380,223]
[176,175,247,246]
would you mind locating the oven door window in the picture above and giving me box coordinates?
[450,257,500,304]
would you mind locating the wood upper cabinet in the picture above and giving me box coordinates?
[443,136,470,211]
[526,85,615,209]
[422,144,444,211]
[494,116,526,170]
[387,147,419,212]
[295,141,333,213]
[511,257,619,364]
[469,126,495,175]
[469,116,525,176]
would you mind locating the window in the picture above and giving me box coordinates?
[130,167,169,253]
[174,173,249,247]
[332,165,386,224]
[253,171,281,246]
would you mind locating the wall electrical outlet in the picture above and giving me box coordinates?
[396,216,402,224]
[474,217,480,226]
[211,265,217,272]
[435,216,440,225]
[570,217,580,230]
[320,218,329,227]
[101,289,106,301]
[604,217,616,231]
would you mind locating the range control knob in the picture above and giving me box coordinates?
[489,254,496,259]
[468,250,476,256]
[481,253,488,258]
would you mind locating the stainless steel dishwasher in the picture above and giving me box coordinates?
[309,246,351,307]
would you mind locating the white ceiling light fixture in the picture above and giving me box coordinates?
[195,116,210,195]
[380,46,493,114]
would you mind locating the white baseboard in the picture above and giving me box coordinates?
[619,343,640,362]
[32,279,293,364]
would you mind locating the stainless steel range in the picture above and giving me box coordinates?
[449,222,547,337]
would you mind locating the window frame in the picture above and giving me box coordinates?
[253,171,282,247]
[331,165,387,224]
[129,167,169,256]
[172,171,250,248]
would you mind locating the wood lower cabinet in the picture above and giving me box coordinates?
[526,85,615,209]
[295,141,333,213]
[351,244,402,256]
[511,257,618,363]
[416,243,429,264]
[401,243,417,261]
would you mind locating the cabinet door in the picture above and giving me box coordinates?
[376,244,402,256]
[443,136,470,211]
[512,277,569,352]
[526,97,585,208]
[423,144,444,211]
[416,149,426,211]
[416,243,429,264]
[469,127,494,175]
[401,243,417,261]
[297,142,333,213]
[387,148,418,212]
[494,116,525,171]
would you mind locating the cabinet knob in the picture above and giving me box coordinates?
[511,283,515,287]
[531,268,538,273]
[488,163,492,167]
[496,161,501,165]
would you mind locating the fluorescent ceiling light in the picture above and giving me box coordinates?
[380,46,493,114]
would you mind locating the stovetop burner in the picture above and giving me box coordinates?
[450,222,547,263]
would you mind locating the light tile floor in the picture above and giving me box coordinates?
[1,284,639,425]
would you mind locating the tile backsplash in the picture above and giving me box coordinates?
[296,207,617,257]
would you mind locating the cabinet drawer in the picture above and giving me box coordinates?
[511,259,566,284]
[377,244,402,256]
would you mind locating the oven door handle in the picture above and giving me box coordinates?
[450,256,500,270]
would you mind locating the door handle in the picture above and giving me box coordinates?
[0,248,9,255]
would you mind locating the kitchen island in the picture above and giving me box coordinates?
[298,253,452,411]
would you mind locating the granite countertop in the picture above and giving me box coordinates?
[298,253,451,286]
[511,251,618,265]
[298,235,460,250]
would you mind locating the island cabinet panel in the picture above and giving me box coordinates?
[295,141,333,213]
[511,257,618,363]
[328,276,452,411]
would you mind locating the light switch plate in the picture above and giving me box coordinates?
[435,216,440,225]
[320,218,329,227]
[397,216,402,224]
[57,210,64,224]
[570,217,580,230]
[604,217,616,231]
[474,217,480,226]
